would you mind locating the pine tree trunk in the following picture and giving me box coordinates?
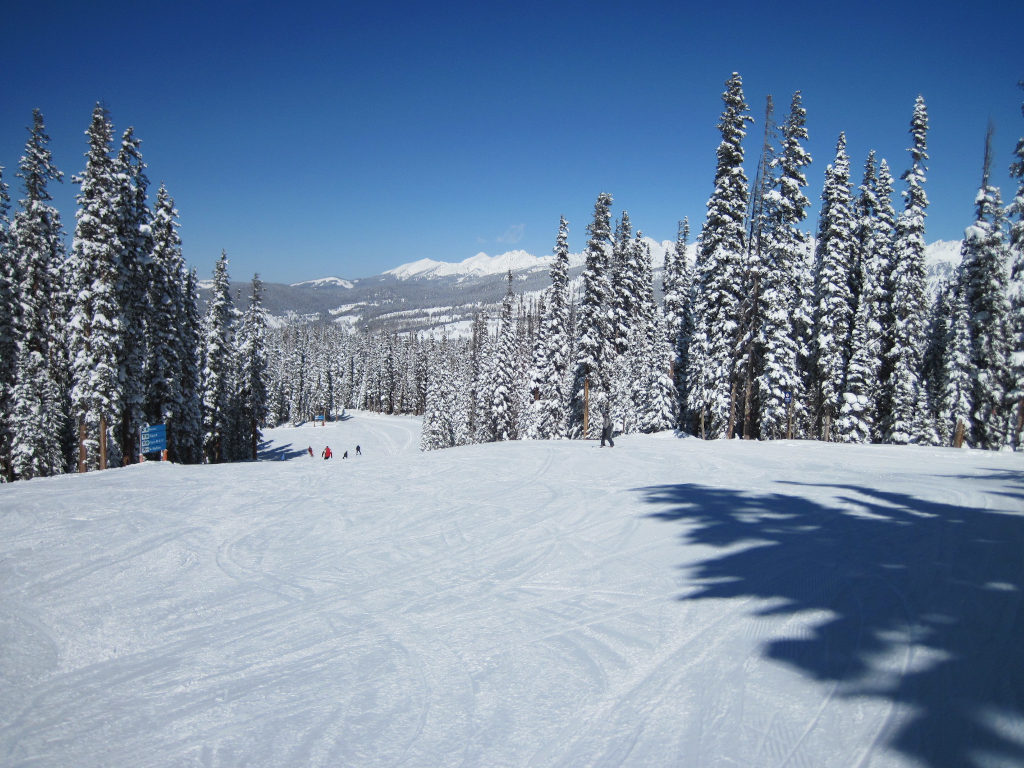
[1013,399,1023,450]
[99,415,107,470]
[78,420,87,473]
[953,418,966,448]
[727,380,738,439]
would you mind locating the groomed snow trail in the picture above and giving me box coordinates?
[1,413,1022,767]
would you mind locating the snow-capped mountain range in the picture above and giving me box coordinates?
[201,239,963,336]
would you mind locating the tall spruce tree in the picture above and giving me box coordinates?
[869,159,899,440]
[201,251,235,463]
[68,104,124,469]
[664,219,693,429]
[236,274,270,460]
[0,166,13,479]
[938,283,974,444]
[178,268,205,463]
[812,132,857,440]
[758,92,812,440]
[8,111,68,478]
[144,186,184,454]
[490,272,520,441]
[526,216,572,439]
[569,192,614,437]
[957,126,1012,449]
[1005,86,1024,449]
[114,128,152,461]
[884,96,930,444]
[688,72,752,438]
[838,152,888,442]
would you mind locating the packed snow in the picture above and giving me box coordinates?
[1,412,1022,767]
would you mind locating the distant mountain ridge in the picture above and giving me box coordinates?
[202,239,963,337]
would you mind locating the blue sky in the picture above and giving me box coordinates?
[2,0,1022,284]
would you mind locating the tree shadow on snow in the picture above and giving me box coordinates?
[637,480,1024,768]
[257,440,308,461]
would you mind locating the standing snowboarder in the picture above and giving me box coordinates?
[355,445,361,456]
[322,446,332,459]
[601,408,614,447]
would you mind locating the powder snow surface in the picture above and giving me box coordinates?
[1,412,1023,767]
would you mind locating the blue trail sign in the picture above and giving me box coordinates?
[140,423,167,454]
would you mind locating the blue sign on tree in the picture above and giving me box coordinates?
[140,423,167,453]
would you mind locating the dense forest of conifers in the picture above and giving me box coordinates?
[269,75,1024,454]
[2,74,1023,482]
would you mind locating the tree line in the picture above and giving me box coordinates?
[271,74,1024,452]
[0,105,270,481]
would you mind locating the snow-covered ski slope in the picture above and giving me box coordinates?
[2,412,1023,768]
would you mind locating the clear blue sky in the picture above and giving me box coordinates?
[2,0,1022,284]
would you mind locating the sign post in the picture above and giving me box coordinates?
[139,423,168,462]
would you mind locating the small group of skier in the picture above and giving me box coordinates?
[309,445,362,460]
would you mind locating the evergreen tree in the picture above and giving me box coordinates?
[939,283,974,445]
[884,96,930,444]
[9,345,63,478]
[664,218,693,429]
[757,92,812,440]
[114,127,152,461]
[526,216,572,439]
[0,166,15,479]
[688,73,752,438]
[201,251,235,463]
[420,339,467,450]
[838,152,888,443]
[144,185,184,454]
[569,192,614,437]
[870,159,899,440]
[812,132,857,440]
[7,111,67,478]
[67,104,124,470]
[1008,86,1024,449]
[236,274,270,460]
[999,88,1024,450]
[177,269,205,463]
[490,272,520,441]
[958,126,1012,449]
[736,95,777,439]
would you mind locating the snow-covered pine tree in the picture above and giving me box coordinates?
[489,271,520,441]
[144,185,183,455]
[420,338,467,450]
[177,268,205,463]
[236,274,270,460]
[0,167,13,479]
[609,211,637,359]
[201,251,235,463]
[736,95,777,439]
[837,152,887,443]
[687,73,753,439]
[757,92,812,440]
[663,219,696,430]
[113,128,152,461]
[938,282,974,445]
[868,159,898,440]
[633,235,676,433]
[7,111,68,478]
[525,216,572,439]
[569,192,614,438]
[68,104,124,470]
[1008,86,1024,449]
[812,132,857,441]
[9,343,64,479]
[957,126,1013,450]
[884,96,930,444]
